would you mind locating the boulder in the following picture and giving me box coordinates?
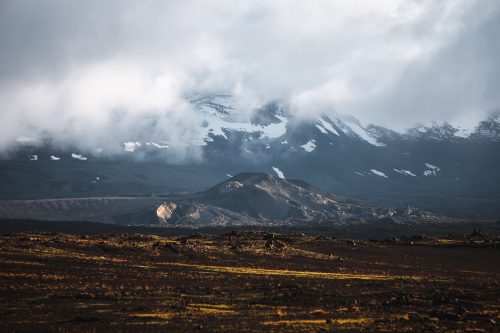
[156,203,177,223]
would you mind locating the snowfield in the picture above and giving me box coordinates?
[300,140,316,152]
[272,167,285,179]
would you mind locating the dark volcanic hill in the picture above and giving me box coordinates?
[154,173,439,227]
[198,173,369,220]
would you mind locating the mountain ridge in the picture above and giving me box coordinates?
[1,95,499,220]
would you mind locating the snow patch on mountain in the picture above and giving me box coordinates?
[195,96,287,143]
[315,125,328,134]
[272,167,285,179]
[71,153,87,161]
[425,163,440,171]
[331,115,388,146]
[151,142,168,149]
[317,117,339,136]
[300,140,316,152]
[348,122,386,147]
[16,136,37,144]
[30,155,38,161]
[123,142,140,152]
[50,155,60,161]
[370,169,388,178]
[393,169,416,177]
[201,113,287,141]
[145,142,168,149]
[423,163,440,176]
[454,126,474,138]
[405,122,480,141]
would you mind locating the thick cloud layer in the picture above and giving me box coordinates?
[0,0,499,154]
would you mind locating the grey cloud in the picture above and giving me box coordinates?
[0,0,498,154]
[348,2,500,130]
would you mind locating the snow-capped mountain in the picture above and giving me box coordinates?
[2,95,500,219]
[194,95,387,148]
[193,95,288,145]
[191,95,499,148]
[470,113,500,141]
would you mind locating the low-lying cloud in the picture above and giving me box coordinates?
[0,0,499,156]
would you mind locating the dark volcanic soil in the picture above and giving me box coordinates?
[0,231,498,332]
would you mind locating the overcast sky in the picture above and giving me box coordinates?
[0,0,499,152]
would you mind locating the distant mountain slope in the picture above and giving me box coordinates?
[0,197,164,224]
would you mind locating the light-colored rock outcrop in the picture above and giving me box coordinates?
[156,203,177,223]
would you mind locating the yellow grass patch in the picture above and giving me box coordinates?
[0,259,46,266]
[160,262,420,281]
[187,304,238,315]
[189,303,233,309]
[261,318,374,326]
[129,312,173,319]
[436,239,457,244]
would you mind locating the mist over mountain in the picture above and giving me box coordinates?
[1,1,500,156]
[2,95,499,220]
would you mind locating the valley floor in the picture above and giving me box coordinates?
[0,231,498,332]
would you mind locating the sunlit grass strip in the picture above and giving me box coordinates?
[0,259,46,266]
[261,318,374,326]
[129,312,173,319]
[160,262,421,281]
[187,305,238,315]
[189,303,234,309]
[2,246,128,263]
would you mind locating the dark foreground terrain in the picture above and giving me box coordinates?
[0,230,499,332]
